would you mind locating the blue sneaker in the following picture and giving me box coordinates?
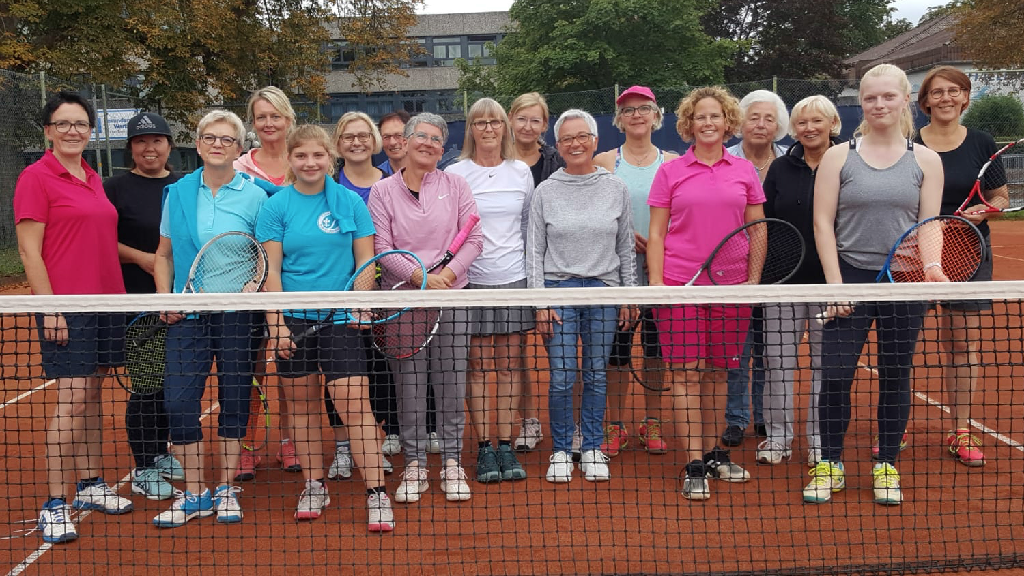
[152,489,213,528]
[39,499,77,543]
[154,453,185,481]
[131,468,175,500]
[73,479,133,514]
[213,485,243,523]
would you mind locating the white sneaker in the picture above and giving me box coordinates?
[872,462,903,505]
[295,480,330,521]
[571,423,582,461]
[394,467,429,503]
[382,454,394,475]
[213,485,243,523]
[38,500,77,543]
[546,451,573,483]
[514,418,543,451]
[327,446,353,480]
[382,434,401,456]
[73,481,133,514]
[367,492,395,532]
[756,440,792,465]
[427,432,441,454]
[152,489,214,528]
[440,466,471,501]
[681,461,710,501]
[580,449,610,482]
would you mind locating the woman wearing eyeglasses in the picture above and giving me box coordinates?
[152,110,267,528]
[527,109,638,484]
[319,112,396,482]
[367,112,483,505]
[915,65,1008,467]
[445,98,534,484]
[594,86,678,458]
[508,92,565,452]
[647,86,763,501]
[15,91,134,544]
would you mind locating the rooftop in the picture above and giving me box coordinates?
[844,14,968,78]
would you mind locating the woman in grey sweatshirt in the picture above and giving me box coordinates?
[526,109,638,485]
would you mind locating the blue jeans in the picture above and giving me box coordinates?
[543,278,617,454]
[725,307,765,428]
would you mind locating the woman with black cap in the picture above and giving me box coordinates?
[104,111,185,501]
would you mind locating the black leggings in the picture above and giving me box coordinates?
[819,261,925,464]
[125,388,171,469]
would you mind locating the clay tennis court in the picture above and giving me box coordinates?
[2,221,1024,575]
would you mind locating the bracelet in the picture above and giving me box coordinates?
[923,262,943,272]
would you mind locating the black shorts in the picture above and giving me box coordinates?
[35,312,126,378]
[934,239,994,313]
[276,317,367,381]
[608,308,661,366]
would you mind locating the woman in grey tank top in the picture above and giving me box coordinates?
[807,64,945,507]
[594,86,678,458]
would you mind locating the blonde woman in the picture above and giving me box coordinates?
[445,98,534,483]
[594,86,678,457]
[806,63,944,506]
[509,92,564,452]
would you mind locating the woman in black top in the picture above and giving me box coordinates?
[915,66,1008,468]
[757,95,839,468]
[104,112,184,501]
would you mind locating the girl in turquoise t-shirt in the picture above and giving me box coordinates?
[256,125,394,532]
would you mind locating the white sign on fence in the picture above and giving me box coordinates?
[95,108,139,141]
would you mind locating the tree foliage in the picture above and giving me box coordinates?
[954,0,1024,70]
[704,0,912,82]
[475,0,735,98]
[962,94,1024,140]
[333,0,426,93]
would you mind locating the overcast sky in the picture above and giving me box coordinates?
[419,0,939,28]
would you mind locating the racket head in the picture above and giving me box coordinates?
[626,313,670,392]
[960,137,1023,215]
[881,215,985,283]
[703,218,806,285]
[119,313,167,394]
[242,380,270,452]
[372,307,442,359]
[186,231,268,293]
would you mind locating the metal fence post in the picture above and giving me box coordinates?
[39,72,46,149]
[101,84,112,177]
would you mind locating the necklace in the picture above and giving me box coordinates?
[625,145,655,166]
[753,152,774,172]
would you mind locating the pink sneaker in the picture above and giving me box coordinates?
[277,441,302,472]
[947,429,985,467]
[234,451,260,482]
[600,423,628,457]
[870,431,908,460]
[638,418,668,454]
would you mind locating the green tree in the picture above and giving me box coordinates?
[333,0,426,93]
[481,0,735,97]
[954,0,1024,69]
[962,94,1024,140]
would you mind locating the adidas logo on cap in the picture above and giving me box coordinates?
[136,115,157,130]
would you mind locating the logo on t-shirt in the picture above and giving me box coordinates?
[317,211,340,234]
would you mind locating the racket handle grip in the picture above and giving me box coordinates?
[134,321,166,347]
[447,213,480,255]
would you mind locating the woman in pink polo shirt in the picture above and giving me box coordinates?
[14,91,134,544]
[647,86,765,501]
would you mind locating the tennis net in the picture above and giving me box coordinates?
[1,282,1023,576]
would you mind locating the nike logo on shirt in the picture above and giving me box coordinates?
[438,194,449,199]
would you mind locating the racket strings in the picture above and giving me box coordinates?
[706,220,805,285]
[123,315,167,394]
[192,235,267,293]
[889,217,985,282]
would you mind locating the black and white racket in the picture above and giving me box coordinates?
[686,218,806,286]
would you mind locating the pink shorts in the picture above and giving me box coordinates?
[653,281,751,368]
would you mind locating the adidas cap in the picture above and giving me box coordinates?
[127,112,172,139]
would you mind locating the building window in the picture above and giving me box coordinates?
[431,36,462,66]
[329,41,358,71]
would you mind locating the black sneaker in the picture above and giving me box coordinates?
[497,444,526,481]
[753,423,767,437]
[704,447,751,483]
[721,425,744,447]
[476,446,501,483]
[681,460,710,500]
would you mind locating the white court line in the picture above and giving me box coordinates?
[856,363,1024,453]
[993,253,1024,263]
[6,402,221,576]
[0,380,55,413]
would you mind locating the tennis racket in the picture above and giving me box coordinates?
[955,137,1023,215]
[685,218,806,286]
[136,231,269,344]
[241,374,271,454]
[626,310,670,392]
[114,313,167,394]
[287,249,428,346]
[374,213,481,359]
[817,215,985,323]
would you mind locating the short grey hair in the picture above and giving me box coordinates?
[404,112,449,144]
[196,109,246,145]
[738,90,789,142]
[554,109,598,139]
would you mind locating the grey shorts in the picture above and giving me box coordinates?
[466,278,535,336]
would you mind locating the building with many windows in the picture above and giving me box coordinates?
[323,11,509,119]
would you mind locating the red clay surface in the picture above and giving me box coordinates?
[2,221,1024,575]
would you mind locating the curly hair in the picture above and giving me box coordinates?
[674,86,741,143]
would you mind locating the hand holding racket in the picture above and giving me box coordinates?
[955,137,1021,221]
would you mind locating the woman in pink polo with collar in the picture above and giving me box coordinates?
[647,86,764,501]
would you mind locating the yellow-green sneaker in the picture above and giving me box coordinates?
[803,461,845,503]
[872,463,903,505]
